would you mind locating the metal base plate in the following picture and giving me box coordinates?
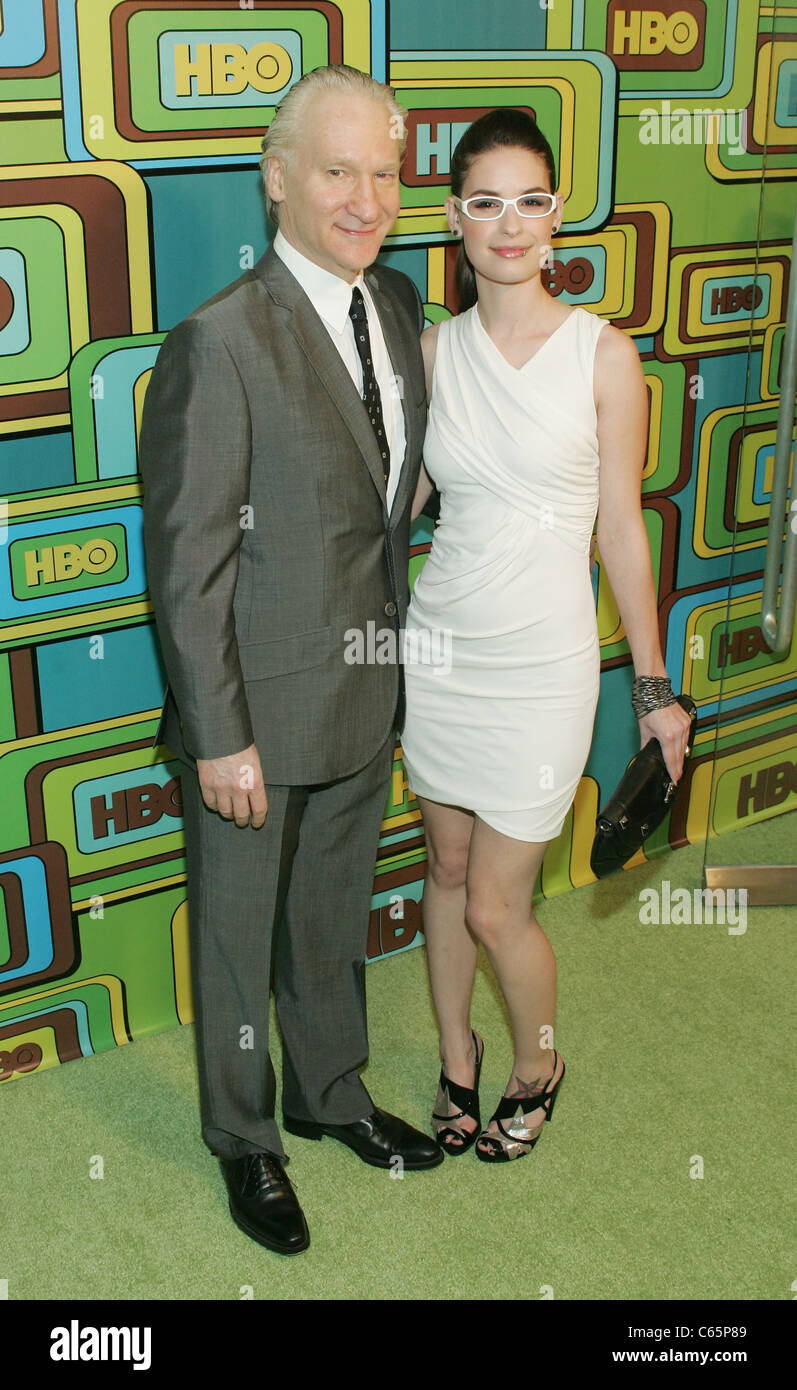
[702,865,797,906]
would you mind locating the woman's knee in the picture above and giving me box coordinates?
[425,839,469,891]
[464,893,532,948]
[464,896,506,946]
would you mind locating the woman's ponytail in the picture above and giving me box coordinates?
[454,242,478,314]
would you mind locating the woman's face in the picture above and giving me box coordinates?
[445,146,563,290]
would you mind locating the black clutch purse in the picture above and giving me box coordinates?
[590,694,697,878]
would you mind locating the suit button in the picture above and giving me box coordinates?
[384,600,397,617]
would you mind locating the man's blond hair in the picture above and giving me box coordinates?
[259,64,408,224]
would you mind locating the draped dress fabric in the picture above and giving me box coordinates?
[400,303,608,842]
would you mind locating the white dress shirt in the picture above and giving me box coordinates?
[272,228,406,514]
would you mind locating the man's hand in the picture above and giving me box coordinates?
[196,743,268,828]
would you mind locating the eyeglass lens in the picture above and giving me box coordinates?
[463,195,556,219]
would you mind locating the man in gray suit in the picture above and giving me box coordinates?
[138,64,441,1257]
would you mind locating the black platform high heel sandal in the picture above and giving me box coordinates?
[475,1051,565,1163]
[431,1030,484,1156]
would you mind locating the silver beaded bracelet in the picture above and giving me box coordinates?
[631,674,677,719]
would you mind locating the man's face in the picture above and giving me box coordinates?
[266,90,403,282]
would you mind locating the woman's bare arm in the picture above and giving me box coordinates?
[594,324,692,779]
[410,321,441,521]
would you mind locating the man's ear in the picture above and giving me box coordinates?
[265,154,285,205]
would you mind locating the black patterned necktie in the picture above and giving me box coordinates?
[348,285,390,490]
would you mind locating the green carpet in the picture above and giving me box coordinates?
[3,815,795,1301]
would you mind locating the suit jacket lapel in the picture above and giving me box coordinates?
[254,245,416,519]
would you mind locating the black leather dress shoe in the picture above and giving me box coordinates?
[282,1107,443,1169]
[219,1151,309,1255]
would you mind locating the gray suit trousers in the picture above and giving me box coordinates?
[179,728,396,1162]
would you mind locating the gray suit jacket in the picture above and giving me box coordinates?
[138,242,427,784]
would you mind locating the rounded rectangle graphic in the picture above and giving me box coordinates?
[58,0,388,166]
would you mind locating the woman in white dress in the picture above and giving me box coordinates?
[401,110,692,1162]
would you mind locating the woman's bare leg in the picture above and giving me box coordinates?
[463,817,563,1151]
[416,794,480,1144]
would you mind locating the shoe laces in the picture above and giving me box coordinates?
[250,1152,288,1192]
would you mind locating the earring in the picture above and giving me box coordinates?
[552,224,559,234]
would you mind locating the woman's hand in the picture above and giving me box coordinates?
[637,702,694,784]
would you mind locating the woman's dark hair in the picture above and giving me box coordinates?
[450,109,557,313]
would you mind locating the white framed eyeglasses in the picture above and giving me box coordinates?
[453,193,557,220]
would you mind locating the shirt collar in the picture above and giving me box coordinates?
[273,228,365,334]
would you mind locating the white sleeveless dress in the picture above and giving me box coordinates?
[400,303,607,842]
